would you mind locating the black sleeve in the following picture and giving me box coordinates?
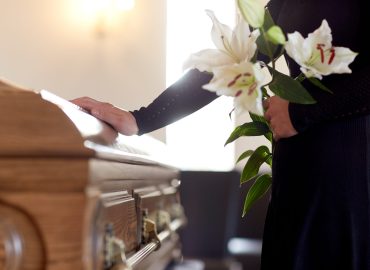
[289,65,370,133]
[130,69,217,135]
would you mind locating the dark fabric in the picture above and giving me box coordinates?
[289,65,370,133]
[262,116,370,270]
[130,0,370,269]
[261,0,370,269]
[283,0,370,133]
[130,69,216,135]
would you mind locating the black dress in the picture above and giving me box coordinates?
[131,0,370,269]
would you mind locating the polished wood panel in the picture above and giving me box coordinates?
[0,203,45,270]
[101,190,138,252]
[0,81,184,270]
[0,235,4,270]
[0,159,88,192]
[0,84,92,157]
[0,192,86,270]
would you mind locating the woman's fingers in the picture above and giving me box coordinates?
[70,96,139,135]
[70,97,113,119]
[263,98,270,110]
[264,110,271,123]
[70,97,100,112]
[263,96,298,141]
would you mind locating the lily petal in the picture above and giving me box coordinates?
[325,47,358,73]
[307,19,332,49]
[285,32,309,67]
[183,49,234,72]
[310,47,358,76]
[183,9,259,72]
[206,10,233,53]
[231,14,252,60]
[203,62,264,115]
[235,87,263,116]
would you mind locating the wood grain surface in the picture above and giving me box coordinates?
[0,203,45,270]
[0,86,92,157]
[0,81,183,270]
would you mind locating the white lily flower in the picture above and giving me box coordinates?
[285,20,358,79]
[237,0,268,28]
[203,62,265,116]
[183,10,260,73]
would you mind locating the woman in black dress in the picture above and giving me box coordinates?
[72,0,370,268]
[261,0,370,269]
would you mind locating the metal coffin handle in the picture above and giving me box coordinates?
[107,217,184,270]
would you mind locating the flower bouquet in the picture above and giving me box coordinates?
[183,0,357,216]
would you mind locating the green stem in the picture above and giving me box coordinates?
[295,72,306,82]
[271,139,275,161]
[260,27,275,70]
[275,45,285,60]
[261,87,270,98]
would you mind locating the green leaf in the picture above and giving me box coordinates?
[242,174,272,217]
[249,112,266,123]
[241,146,270,184]
[266,25,286,45]
[268,68,316,104]
[261,86,269,98]
[265,132,273,142]
[256,9,278,58]
[237,150,254,164]
[307,77,333,94]
[225,122,270,146]
[237,0,265,28]
[249,113,273,142]
[265,154,273,166]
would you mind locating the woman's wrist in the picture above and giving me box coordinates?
[123,111,139,135]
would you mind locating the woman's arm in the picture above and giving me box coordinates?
[72,69,217,135]
[131,69,216,135]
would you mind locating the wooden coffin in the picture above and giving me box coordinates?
[0,79,186,270]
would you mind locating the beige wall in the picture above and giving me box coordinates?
[0,0,281,168]
[0,0,167,140]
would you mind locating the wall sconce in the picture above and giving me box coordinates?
[83,0,135,37]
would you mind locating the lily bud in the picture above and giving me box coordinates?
[267,26,286,45]
[237,0,266,28]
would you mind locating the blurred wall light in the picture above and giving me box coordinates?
[82,0,135,36]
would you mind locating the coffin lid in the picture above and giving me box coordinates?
[0,79,172,166]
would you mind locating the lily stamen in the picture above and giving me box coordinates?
[248,83,257,96]
[316,44,325,63]
[328,48,336,64]
[228,74,242,87]
[235,90,243,97]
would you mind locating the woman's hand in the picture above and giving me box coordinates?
[263,96,298,141]
[70,97,139,136]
